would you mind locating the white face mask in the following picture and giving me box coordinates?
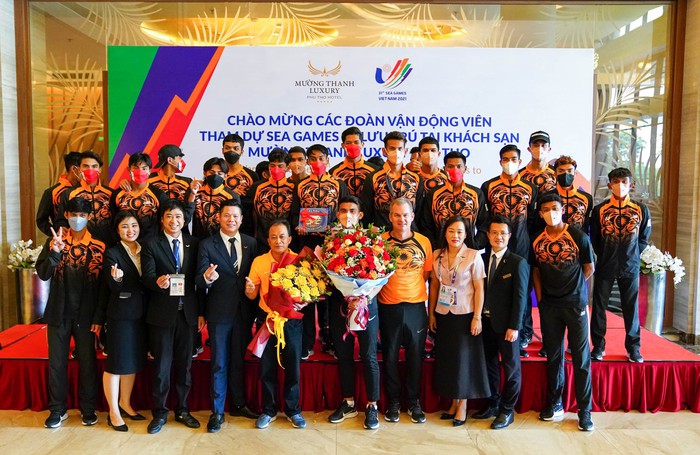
[611,182,630,199]
[543,210,562,227]
[502,161,519,175]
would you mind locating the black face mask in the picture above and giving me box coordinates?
[224,151,241,165]
[205,174,224,189]
[557,173,574,188]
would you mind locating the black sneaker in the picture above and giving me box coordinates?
[408,403,426,423]
[364,404,379,429]
[519,335,532,349]
[539,402,564,421]
[591,346,605,362]
[328,400,358,423]
[384,402,400,422]
[44,410,68,428]
[628,350,644,363]
[538,348,548,358]
[81,411,98,426]
[577,410,594,431]
[192,345,204,358]
[301,349,314,360]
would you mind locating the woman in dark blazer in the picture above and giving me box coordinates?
[98,210,148,431]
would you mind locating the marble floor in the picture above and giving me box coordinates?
[0,409,698,455]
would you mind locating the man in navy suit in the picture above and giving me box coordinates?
[141,199,204,434]
[472,215,528,429]
[197,200,260,432]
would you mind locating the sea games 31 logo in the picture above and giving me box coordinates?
[295,60,355,104]
[376,58,412,101]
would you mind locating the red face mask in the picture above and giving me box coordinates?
[82,168,100,184]
[447,168,464,184]
[345,144,361,159]
[310,161,327,176]
[131,169,150,184]
[175,159,186,173]
[269,167,285,182]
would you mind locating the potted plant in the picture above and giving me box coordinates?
[7,240,48,324]
[638,245,685,334]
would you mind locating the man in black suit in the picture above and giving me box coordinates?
[472,215,528,429]
[141,199,204,434]
[197,200,259,433]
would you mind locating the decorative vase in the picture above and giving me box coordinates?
[15,268,50,324]
[638,272,666,335]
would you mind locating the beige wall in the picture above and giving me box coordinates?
[674,0,700,342]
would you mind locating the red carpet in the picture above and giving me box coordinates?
[0,311,698,414]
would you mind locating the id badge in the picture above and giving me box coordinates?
[438,284,456,306]
[170,274,185,296]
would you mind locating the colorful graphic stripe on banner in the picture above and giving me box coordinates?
[108,46,223,186]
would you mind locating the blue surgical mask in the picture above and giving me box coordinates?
[68,216,88,232]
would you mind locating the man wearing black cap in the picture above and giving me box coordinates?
[149,145,196,202]
[518,131,557,356]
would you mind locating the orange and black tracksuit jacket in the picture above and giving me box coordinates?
[590,196,651,279]
[56,181,115,245]
[360,163,424,230]
[481,174,538,259]
[225,166,259,237]
[36,229,105,326]
[148,170,192,202]
[419,181,488,250]
[419,169,448,194]
[329,158,379,198]
[519,165,557,194]
[110,185,169,240]
[187,185,241,240]
[247,177,295,247]
[36,175,73,236]
[290,173,349,249]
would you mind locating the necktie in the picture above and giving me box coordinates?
[229,237,239,272]
[172,238,181,273]
[488,253,497,286]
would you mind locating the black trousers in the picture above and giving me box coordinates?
[539,304,592,411]
[591,275,641,354]
[260,318,303,417]
[301,299,330,353]
[482,317,521,412]
[149,311,195,418]
[329,291,380,402]
[378,302,428,405]
[47,319,97,413]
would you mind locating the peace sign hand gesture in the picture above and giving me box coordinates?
[49,227,65,253]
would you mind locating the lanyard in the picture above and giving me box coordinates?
[385,170,405,199]
[438,252,462,286]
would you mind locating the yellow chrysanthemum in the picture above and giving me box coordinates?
[282,278,294,289]
[295,276,308,286]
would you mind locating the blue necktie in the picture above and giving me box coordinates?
[172,238,180,273]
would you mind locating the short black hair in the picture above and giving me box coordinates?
[219,199,242,213]
[267,219,291,237]
[288,146,306,157]
[499,144,520,159]
[203,157,228,173]
[539,192,562,207]
[268,148,290,165]
[419,136,439,150]
[367,156,385,167]
[65,196,91,214]
[159,198,186,217]
[409,146,420,155]
[223,133,244,148]
[80,151,103,167]
[63,152,82,171]
[383,131,406,148]
[338,195,362,210]
[444,151,466,166]
[342,126,363,142]
[113,210,140,233]
[256,161,269,177]
[608,167,633,181]
[306,144,329,158]
[488,214,511,233]
[128,152,152,169]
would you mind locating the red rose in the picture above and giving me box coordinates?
[383,252,390,261]
[359,236,369,244]
[348,248,359,257]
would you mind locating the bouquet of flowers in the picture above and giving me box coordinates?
[7,240,43,270]
[640,244,685,286]
[248,247,332,366]
[320,225,398,334]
